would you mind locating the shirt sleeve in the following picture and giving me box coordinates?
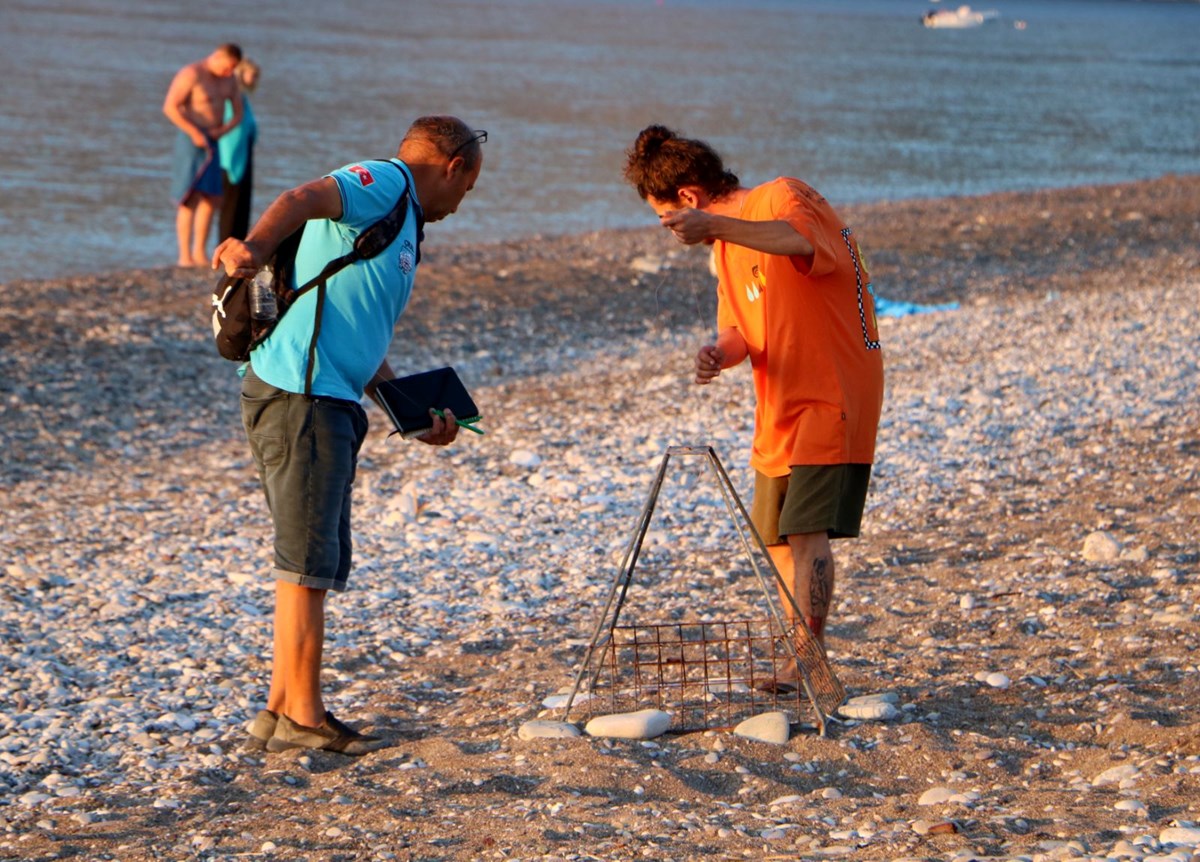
[768,179,839,278]
[716,280,736,331]
[327,162,397,231]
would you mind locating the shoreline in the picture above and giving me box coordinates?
[3,172,1198,300]
[1,175,1197,862]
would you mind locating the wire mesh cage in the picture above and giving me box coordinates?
[561,446,846,735]
[575,618,807,732]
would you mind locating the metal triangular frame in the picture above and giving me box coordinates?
[560,445,845,736]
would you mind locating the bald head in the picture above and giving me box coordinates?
[399,116,485,172]
[397,115,484,223]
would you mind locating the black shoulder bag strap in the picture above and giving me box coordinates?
[295,160,421,396]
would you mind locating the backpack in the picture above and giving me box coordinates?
[210,160,420,387]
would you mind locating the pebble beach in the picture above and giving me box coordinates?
[1,175,1198,861]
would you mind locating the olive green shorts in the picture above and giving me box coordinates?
[241,364,368,592]
[750,464,873,545]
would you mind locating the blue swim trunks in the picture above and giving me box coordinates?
[170,131,222,203]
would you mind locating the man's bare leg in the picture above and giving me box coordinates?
[175,201,197,267]
[768,530,835,645]
[266,580,327,727]
[190,193,220,265]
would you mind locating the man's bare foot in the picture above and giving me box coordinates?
[756,660,802,694]
[190,255,210,268]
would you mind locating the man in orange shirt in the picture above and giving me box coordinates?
[623,125,884,649]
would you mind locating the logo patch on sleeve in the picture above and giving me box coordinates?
[348,165,375,186]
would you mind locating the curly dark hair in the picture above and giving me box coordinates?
[622,125,740,203]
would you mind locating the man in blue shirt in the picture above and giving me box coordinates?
[212,116,485,754]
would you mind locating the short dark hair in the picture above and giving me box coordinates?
[403,116,484,170]
[217,43,243,62]
[623,124,739,203]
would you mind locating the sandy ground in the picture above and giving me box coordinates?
[1,175,1198,862]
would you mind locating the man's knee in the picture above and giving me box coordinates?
[786,530,831,555]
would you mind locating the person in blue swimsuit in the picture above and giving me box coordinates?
[218,58,260,242]
[212,116,486,755]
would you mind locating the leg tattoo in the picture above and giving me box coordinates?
[809,556,832,619]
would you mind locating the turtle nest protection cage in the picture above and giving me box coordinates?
[559,445,845,736]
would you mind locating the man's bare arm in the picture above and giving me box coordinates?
[661,208,814,258]
[212,177,344,276]
[162,66,207,146]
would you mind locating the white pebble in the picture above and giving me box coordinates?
[838,701,899,721]
[509,449,542,468]
[918,787,956,805]
[1160,825,1200,844]
[584,709,671,740]
[518,719,581,740]
[1093,763,1140,786]
[732,711,790,745]
[1082,530,1122,562]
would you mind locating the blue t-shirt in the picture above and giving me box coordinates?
[249,159,422,401]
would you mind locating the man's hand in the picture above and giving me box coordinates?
[695,345,725,384]
[416,409,459,446]
[660,207,715,245]
[212,238,266,277]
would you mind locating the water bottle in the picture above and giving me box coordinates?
[250,268,277,332]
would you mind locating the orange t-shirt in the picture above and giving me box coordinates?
[714,178,884,476]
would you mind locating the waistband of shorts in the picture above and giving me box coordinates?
[245,361,362,410]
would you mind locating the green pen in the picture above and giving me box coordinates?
[433,408,485,434]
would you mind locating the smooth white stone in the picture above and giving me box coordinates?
[845,692,900,706]
[1115,799,1147,813]
[1082,530,1122,562]
[509,449,542,468]
[630,256,663,275]
[984,672,1012,689]
[159,711,197,731]
[540,692,591,709]
[706,680,750,695]
[918,787,956,805]
[820,787,843,800]
[838,701,899,721]
[769,794,804,806]
[517,720,581,740]
[1093,763,1140,786]
[1108,839,1142,856]
[959,594,977,610]
[584,709,671,740]
[1159,826,1200,844]
[732,711,790,745]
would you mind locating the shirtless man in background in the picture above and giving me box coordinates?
[163,44,243,267]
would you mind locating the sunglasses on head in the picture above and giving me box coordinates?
[447,130,487,161]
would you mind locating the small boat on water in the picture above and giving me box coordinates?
[922,4,998,28]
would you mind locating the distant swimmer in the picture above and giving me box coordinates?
[163,43,243,267]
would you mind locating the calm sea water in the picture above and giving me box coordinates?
[1,0,1197,284]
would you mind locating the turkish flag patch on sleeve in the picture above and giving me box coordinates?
[348,165,375,186]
